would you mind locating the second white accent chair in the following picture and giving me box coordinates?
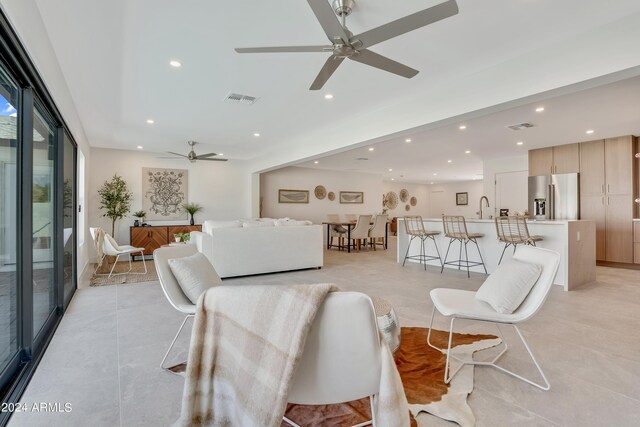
[284,292,381,427]
[427,246,560,391]
[347,215,372,252]
[89,227,147,279]
[368,214,388,250]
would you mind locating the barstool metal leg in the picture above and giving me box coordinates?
[472,238,488,274]
[499,243,509,265]
[464,239,470,278]
[431,235,443,267]
[441,239,453,274]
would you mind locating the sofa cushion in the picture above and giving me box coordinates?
[168,252,222,304]
[475,258,542,314]
[275,218,313,226]
[203,220,242,233]
[243,220,275,227]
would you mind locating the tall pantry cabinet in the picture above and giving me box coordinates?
[579,136,638,263]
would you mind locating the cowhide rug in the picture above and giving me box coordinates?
[282,327,501,427]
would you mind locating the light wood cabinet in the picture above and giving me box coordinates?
[604,136,635,195]
[605,195,634,263]
[581,195,606,261]
[528,144,580,176]
[634,222,640,264]
[580,140,605,196]
[130,225,202,257]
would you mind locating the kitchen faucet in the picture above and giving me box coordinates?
[479,196,490,219]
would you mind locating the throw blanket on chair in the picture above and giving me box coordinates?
[174,284,410,427]
[93,227,106,269]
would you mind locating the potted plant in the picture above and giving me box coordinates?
[98,174,133,238]
[174,233,182,243]
[181,232,191,242]
[133,210,146,227]
[181,202,203,226]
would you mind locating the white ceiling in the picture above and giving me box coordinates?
[29,0,640,171]
[298,74,640,183]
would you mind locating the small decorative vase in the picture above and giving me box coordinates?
[174,235,181,243]
[134,219,140,227]
[190,215,194,226]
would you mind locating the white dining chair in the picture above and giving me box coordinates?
[327,213,346,250]
[90,227,147,279]
[368,214,388,250]
[348,215,372,251]
[427,246,560,390]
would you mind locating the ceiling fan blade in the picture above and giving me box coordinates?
[310,56,345,90]
[196,152,220,158]
[197,158,228,162]
[353,0,458,49]
[156,156,183,159]
[235,45,331,53]
[349,49,418,79]
[168,151,188,158]
[306,0,350,44]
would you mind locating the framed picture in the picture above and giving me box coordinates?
[340,191,364,204]
[456,192,468,206]
[278,189,309,204]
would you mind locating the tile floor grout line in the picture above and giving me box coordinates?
[473,383,562,426]
[115,284,124,427]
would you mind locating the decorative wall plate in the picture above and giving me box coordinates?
[383,191,398,210]
[410,196,417,206]
[405,204,410,211]
[399,189,409,203]
[327,191,335,201]
[314,185,327,200]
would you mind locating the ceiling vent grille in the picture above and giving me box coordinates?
[224,93,258,105]
[506,122,535,131]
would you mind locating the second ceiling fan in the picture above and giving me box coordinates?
[235,0,459,90]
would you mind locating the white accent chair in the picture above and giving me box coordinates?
[89,227,147,279]
[347,215,372,252]
[284,292,381,427]
[153,244,198,373]
[368,214,388,250]
[427,246,560,390]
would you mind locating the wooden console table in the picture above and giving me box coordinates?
[130,225,202,259]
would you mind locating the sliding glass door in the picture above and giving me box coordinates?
[0,66,19,386]
[63,132,75,305]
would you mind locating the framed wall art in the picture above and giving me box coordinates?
[142,167,188,220]
[340,191,364,204]
[456,192,468,206]
[278,189,309,204]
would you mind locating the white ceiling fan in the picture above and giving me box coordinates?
[235,0,459,90]
[160,141,228,162]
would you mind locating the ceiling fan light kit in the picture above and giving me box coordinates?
[235,0,459,90]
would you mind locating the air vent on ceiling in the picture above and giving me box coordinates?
[224,92,258,105]
[506,122,535,131]
[356,157,369,161]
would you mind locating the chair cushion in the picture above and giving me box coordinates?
[168,252,222,304]
[475,258,542,314]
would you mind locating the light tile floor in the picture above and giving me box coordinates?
[8,238,640,427]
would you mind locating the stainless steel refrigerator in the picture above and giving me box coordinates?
[528,173,579,220]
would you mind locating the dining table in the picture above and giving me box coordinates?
[321,220,388,253]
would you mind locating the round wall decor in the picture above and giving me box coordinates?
[405,204,410,211]
[399,189,409,203]
[383,191,398,210]
[314,185,327,200]
[410,196,417,206]
[327,191,335,201]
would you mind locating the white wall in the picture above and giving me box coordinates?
[483,155,529,218]
[89,148,252,255]
[1,0,93,274]
[260,167,385,225]
[427,180,485,219]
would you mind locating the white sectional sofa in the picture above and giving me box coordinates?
[190,219,324,278]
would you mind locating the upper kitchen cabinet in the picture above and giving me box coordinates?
[528,144,580,176]
[580,140,605,196]
[604,136,636,195]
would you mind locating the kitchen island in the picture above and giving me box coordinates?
[397,218,596,291]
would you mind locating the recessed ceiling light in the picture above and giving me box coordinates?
[146,119,154,124]
[137,146,143,149]
[324,94,333,99]
[433,173,438,176]
[430,181,434,185]
[253,132,260,137]
[586,129,594,134]
[465,150,471,154]
[517,141,524,145]
[368,147,374,151]
[219,153,224,156]
[535,107,545,112]
[405,138,412,143]
[169,60,182,68]
[391,178,395,181]
[314,160,319,164]
[447,160,452,163]
[459,125,467,130]
[388,168,393,172]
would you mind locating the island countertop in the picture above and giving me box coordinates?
[397,217,596,291]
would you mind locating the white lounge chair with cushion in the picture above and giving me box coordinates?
[284,292,382,427]
[90,227,147,279]
[427,245,560,390]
